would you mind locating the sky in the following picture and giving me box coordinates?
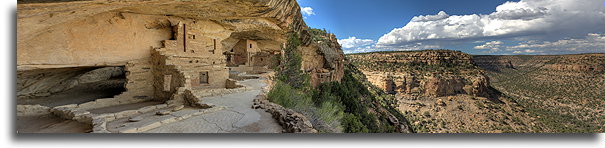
[296,0,605,55]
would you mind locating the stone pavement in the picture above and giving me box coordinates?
[144,78,282,133]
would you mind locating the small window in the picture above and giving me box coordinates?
[250,44,252,48]
[260,58,263,61]
[213,39,217,50]
[200,72,209,84]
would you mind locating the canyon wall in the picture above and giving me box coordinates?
[18,0,344,101]
[348,50,491,97]
[474,54,604,73]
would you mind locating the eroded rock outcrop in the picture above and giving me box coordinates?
[300,32,345,88]
[349,50,492,98]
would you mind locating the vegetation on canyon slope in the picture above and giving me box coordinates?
[346,51,554,133]
[478,55,605,133]
[268,30,408,133]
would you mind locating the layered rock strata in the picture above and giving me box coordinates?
[348,50,491,97]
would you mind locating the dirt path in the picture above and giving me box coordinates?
[144,78,282,133]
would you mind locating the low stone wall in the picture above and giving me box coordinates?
[47,101,174,133]
[91,103,174,133]
[17,104,51,116]
[226,79,244,89]
[253,96,317,133]
[252,73,317,133]
[50,104,93,124]
[183,86,250,107]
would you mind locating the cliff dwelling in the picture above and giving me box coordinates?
[226,39,281,73]
[17,0,346,133]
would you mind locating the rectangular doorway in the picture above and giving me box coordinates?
[200,71,209,84]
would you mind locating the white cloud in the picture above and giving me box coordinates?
[375,42,441,52]
[343,42,442,54]
[472,33,604,54]
[505,33,605,54]
[474,41,504,52]
[490,1,548,20]
[338,37,375,49]
[376,0,605,51]
[301,7,315,16]
[411,11,450,22]
[343,45,377,54]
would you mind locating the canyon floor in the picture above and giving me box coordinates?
[474,54,604,133]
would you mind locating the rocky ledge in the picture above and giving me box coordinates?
[348,50,493,98]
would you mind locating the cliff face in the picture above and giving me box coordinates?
[18,0,344,98]
[300,32,345,87]
[348,50,491,98]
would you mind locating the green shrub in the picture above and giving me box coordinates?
[342,113,369,133]
[275,32,310,90]
[317,101,344,131]
[269,29,410,133]
[267,81,312,110]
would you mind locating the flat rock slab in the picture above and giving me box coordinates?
[172,105,184,111]
[106,107,223,133]
[156,110,171,115]
[128,116,143,122]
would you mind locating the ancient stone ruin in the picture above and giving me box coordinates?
[17,0,344,133]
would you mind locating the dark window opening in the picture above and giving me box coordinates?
[200,71,209,84]
[183,24,187,52]
[250,44,252,48]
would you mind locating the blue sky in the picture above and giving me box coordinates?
[297,0,605,55]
